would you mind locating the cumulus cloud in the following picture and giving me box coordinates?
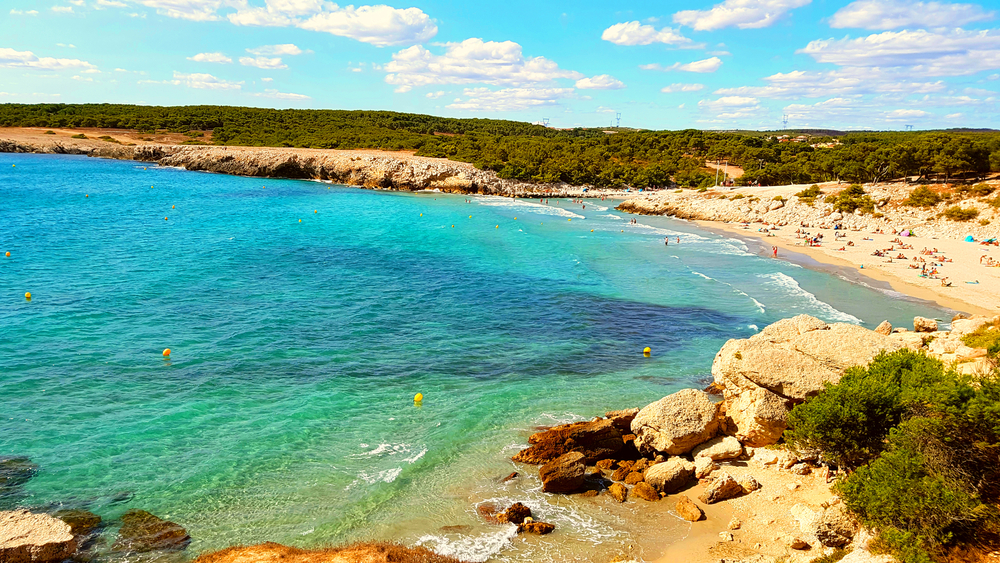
[830,0,994,30]
[239,56,287,69]
[384,38,583,93]
[661,83,705,92]
[246,43,307,56]
[714,68,946,98]
[575,74,625,89]
[51,6,74,13]
[253,88,310,100]
[698,95,765,118]
[148,71,244,89]
[95,0,128,7]
[10,9,40,15]
[673,0,811,31]
[446,87,575,111]
[0,48,96,71]
[188,52,232,64]
[600,21,699,47]
[129,0,228,21]
[642,57,723,73]
[884,108,932,119]
[425,90,445,98]
[799,29,1000,76]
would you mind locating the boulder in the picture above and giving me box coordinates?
[887,331,925,351]
[539,452,586,494]
[631,389,721,455]
[724,387,790,447]
[595,459,616,471]
[112,509,190,553]
[513,418,623,464]
[53,510,101,535]
[0,510,77,563]
[816,505,857,547]
[738,475,761,493]
[623,472,644,485]
[786,536,810,550]
[698,473,743,504]
[496,503,531,525]
[694,457,718,479]
[604,408,639,433]
[874,320,892,335]
[631,481,660,502]
[713,315,902,401]
[610,466,631,482]
[608,483,628,503]
[692,436,743,461]
[675,496,704,522]
[517,522,555,535]
[644,458,694,494]
[914,316,938,333]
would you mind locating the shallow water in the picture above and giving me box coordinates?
[0,154,948,562]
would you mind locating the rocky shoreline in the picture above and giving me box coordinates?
[0,136,580,197]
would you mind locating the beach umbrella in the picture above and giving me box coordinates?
[965,235,975,242]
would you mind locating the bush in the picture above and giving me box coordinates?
[904,186,943,207]
[961,319,1000,350]
[956,183,996,197]
[796,184,823,199]
[44,130,55,134]
[828,184,875,214]
[773,195,787,203]
[982,219,992,226]
[71,133,87,139]
[942,206,979,221]
[731,193,745,200]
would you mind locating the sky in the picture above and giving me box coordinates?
[1,0,999,130]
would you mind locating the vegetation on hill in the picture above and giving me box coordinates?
[787,349,1000,563]
[3,104,1000,188]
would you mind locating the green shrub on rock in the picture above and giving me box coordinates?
[942,206,979,221]
[904,187,943,207]
[828,184,875,214]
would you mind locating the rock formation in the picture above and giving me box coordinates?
[193,541,464,563]
[538,452,586,493]
[644,458,694,494]
[0,510,77,563]
[630,389,721,455]
[513,417,624,465]
[112,509,190,553]
[675,496,704,522]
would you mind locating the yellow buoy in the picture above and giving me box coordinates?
[163,348,171,357]
[420,213,423,217]
[643,347,651,354]
[4,251,9,257]
[12,164,15,167]
[496,225,499,229]
[25,292,31,300]
[144,167,147,170]
[591,229,594,232]
[151,185,154,188]
[414,392,423,403]
[568,218,571,221]
[299,219,302,222]
[514,217,517,220]
[314,210,317,213]
[452,225,455,228]
[165,217,168,221]
[85,194,89,198]
[469,215,472,218]
[171,205,175,209]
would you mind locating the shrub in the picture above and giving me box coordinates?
[43,130,55,135]
[904,186,943,207]
[982,219,992,226]
[731,193,745,200]
[773,195,787,203]
[961,319,1000,350]
[828,184,875,214]
[956,183,996,197]
[988,196,1000,208]
[796,184,823,199]
[942,206,979,221]
[71,133,87,139]
[809,549,848,563]
[698,187,708,192]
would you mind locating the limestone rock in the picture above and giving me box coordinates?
[604,408,639,433]
[914,316,938,333]
[719,531,734,541]
[692,436,743,461]
[539,452,586,494]
[887,331,926,351]
[698,473,743,504]
[874,320,892,335]
[190,541,464,563]
[624,472,644,485]
[595,459,616,471]
[0,510,77,563]
[608,482,628,503]
[644,458,695,494]
[790,503,821,536]
[738,475,761,493]
[610,466,631,482]
[724,387,790,447]
[785,536,809,550]
[496,503,531,525]
[513,418,623,465]
[694,457,718,479]
[675,496,704,522]
[517,522,555,535]
[53,510,101,535]
[631,389,721,455]
[632,481,660,502]
[816,504,857,547]
[728,518,742,530]
[112,509,190,553]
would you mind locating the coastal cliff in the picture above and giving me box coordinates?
[0,136,577,197]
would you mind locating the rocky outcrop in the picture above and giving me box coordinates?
[193,541,464,563]
[608,483,628,502]
[713,315,902,446]
[630,389,721,455]
[692,436,743,461]
[675,496,704,522]
[913,316,938,333]
[513,418,623,465]
[517,521,555,534]
[53,510,101,535]
[0,510,77,563]
[631,481,660,502]
[112,509,190,553]
[816,504,857,548]
[539,452,586,494]
[0,457,37,501]
[644,458,694,494]
[698,473,744,504]
[496,503,531,525]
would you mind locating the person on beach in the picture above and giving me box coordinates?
[772,246,778,258]
[665,237,669,246]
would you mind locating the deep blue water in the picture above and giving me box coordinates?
[0,153,947,562]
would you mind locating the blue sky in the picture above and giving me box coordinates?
[2,0,999,130]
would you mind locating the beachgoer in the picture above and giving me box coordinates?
[772,246,778,258]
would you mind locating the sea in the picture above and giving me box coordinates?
[0,153,950,562]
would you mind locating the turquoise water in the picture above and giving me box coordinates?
[1,154,947,562]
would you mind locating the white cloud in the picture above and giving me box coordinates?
[945,112,964,118]
[830,0,994,30]
[673,0,811,31]
[10,9,40,15]
[261,77,273,82]
[714,68,946,98]
[51,6,74,13]
[188,52,232,64]
[446,87,575,111]
[643,57,723,73]
[595,106,618,113]
[72,75,94,82]
[130,0,228,21]
[384,38,583,93]
[246,43,307,56]
[95,0,127,7]
[253,88,310,100]
[239,56,287,69]
[0,48,96,71]
[173,72,243,90]
[799,29,1000,76]
[425,90,445,98]
[56,43,77,48]
[69,0,85,5]
[661,83,705,92]
[884,108,932,119]
[783,97,861,123]
[698,95,765,118]
[600,21,699,47]
[576,74,625,89]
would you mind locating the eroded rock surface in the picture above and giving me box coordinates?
[513,418,623,465]
[538,452,586,494]
[0,509,77,563]
[631,389,721,455]
[112,509,190,553]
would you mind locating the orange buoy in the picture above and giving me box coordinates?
[171,205,175,209]
[314,210,317,213]
[85,194,89,198]
[25,292,31,300]
[164,217,168,221]
[162,348,171,357]
[5,251,9,257]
